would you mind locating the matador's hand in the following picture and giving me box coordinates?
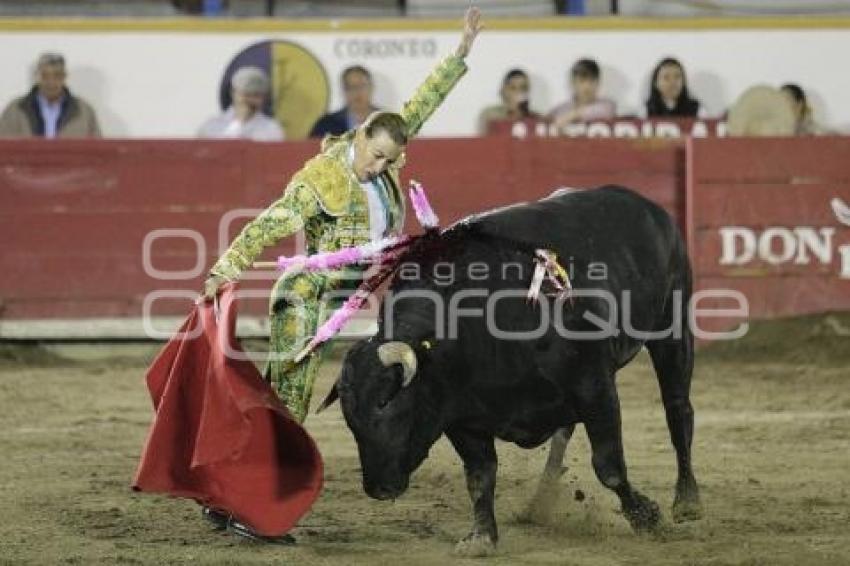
[455,6,483,59]
[201,274,229,300]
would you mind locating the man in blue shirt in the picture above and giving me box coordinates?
[0,52,101,138]
[309,65,379,138]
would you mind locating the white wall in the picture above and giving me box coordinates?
[1,24,848,137]
[619,0,850,17]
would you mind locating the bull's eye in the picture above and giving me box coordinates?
[375,387,397,411]
[376,391,396,411]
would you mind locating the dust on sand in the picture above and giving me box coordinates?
[1,313,849,565]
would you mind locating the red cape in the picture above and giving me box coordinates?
[132,283,323,536]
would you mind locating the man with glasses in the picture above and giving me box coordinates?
[309,65,379,138]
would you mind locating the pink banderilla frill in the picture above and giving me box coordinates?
[293,290,370,363]
[291,248,408,363]
[276,236,410,273]
[408,180,440,229]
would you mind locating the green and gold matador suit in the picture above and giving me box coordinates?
[210,55,467,422]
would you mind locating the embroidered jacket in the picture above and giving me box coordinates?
[210,55,467,281]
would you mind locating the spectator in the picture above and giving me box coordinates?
[646,57,701,118]
[478,68,541,134]
[0,52,101,138]
[309,66,379,138]
[780,83,824,135]
[199,66,284,141]
[549,58,616,128]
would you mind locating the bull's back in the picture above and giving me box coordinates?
[468,185,681,290]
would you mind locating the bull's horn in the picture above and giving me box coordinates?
[315,380,339,414]
[377,341,417,387]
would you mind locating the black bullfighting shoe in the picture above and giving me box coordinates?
[227,518,296,545]
[201,505,295,544]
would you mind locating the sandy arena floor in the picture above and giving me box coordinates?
[1,314,849,565]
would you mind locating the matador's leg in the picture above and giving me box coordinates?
[267,266,362,422]
[266,270,335,423]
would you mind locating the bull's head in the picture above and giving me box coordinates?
[321,338,445,501]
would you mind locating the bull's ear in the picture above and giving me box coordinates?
[315,381,339,414]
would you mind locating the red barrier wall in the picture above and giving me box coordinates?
[687,137,850,333]
[0,137,684,320]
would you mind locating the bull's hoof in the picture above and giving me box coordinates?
[453,533,497,557]
[673,478,703,522]
[624,493,662,533]
[672,496,703,523]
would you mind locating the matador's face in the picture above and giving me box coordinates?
[352,128,404,183]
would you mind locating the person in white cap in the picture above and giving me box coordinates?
[198,66,284,141]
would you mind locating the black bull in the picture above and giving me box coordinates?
[323,186,703,555]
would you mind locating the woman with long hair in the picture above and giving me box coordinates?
[646,57,701,118]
